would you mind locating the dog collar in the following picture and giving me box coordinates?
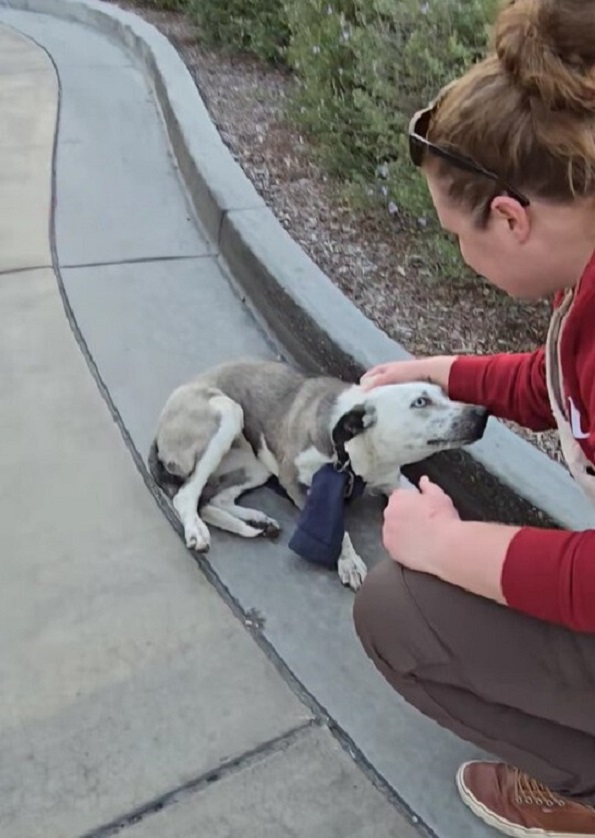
[334,455,363,500]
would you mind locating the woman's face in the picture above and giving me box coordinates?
[425,169,564,300]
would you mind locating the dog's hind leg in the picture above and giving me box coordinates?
[213,499,281,538]
[173,396,243,552]
[200,505,264,538]
[206,440,281,538]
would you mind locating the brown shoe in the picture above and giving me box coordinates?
[456,761,595,838]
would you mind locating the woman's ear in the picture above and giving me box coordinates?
[491,196,531,242]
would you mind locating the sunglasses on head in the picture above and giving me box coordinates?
[408,97,531,208]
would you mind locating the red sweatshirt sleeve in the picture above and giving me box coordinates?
[448,349,555,432]
[502,527,595,632]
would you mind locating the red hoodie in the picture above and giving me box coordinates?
[449,253,595,634]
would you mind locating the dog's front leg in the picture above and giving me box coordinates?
[337,533,368,591]
[278,461,307,510]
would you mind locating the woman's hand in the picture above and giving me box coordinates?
[360,356,457,392]
[382,476,461,574]
[383,476,515,604]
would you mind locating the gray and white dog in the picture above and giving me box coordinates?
[149,359,487,590]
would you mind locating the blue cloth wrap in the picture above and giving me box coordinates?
[267,463,365,569]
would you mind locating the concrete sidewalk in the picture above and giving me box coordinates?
[0,18,419,838]
[0,8,492,838]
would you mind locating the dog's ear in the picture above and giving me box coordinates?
[333,403,377,449]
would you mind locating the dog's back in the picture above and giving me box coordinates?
[149,359,348,493]
[196,360,307,453]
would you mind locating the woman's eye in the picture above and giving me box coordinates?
[411,396,431,409]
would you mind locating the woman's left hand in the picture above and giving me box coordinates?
[383,476,461,573]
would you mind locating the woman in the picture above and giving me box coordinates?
[353,1,595,836]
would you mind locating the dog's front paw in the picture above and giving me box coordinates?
[337,552,367,591]
[184,515,211,553]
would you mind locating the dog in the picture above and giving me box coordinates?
[148,359,488,590]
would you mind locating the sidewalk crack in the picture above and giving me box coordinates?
[78,718,319,838]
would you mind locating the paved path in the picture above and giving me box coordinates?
[0,8,492,838]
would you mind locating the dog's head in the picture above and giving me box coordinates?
[331,382,488,493]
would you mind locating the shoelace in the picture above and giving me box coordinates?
[514,769,566,808]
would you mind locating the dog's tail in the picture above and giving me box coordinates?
[147,438,184,499]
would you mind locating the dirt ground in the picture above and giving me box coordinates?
[112,1,563,465]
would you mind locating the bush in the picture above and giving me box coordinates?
[142,0,189,10]
[146,0,500,278]
[285,0,498,275]
[187,0,289,63]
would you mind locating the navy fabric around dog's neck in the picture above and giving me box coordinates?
[287,463,365,569]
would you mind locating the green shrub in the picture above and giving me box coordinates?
[187,0,289,63]
[146,0,501,279]
[285,0,499,277]
[142,0,189,10]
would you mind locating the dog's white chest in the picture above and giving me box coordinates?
[294,446,331,487]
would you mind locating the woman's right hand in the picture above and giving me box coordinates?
[360,356,458,393]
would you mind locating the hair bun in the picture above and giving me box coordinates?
[495,0,595,114]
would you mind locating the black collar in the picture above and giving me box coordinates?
[331,431,364,500]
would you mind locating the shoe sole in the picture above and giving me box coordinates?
[455,762,595,838]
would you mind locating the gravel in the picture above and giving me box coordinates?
[110,1,564,467]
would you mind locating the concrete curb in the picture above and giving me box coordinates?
[5,0,595,531]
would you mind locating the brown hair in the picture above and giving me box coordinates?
[425,0,595,220]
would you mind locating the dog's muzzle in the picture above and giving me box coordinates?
[428,405,489,446]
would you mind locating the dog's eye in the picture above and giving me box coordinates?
[411,396,431,409]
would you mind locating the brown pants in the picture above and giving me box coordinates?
[353,560,595,802]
